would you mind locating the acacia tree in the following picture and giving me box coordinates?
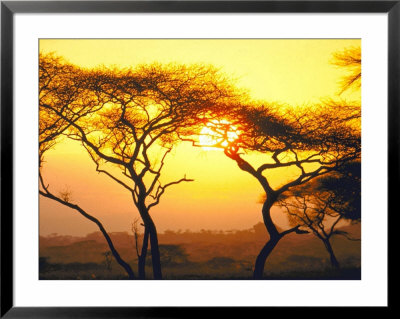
[39,54,136,279]
[218,102,360,278]
[182,47,362,279]
[53,62,239,279]
[277,161,361,268]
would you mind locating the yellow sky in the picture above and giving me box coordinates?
[39,39,360,236]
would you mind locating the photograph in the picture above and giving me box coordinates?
[38,38,361,281]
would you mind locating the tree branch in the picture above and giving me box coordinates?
[147,175,194,210]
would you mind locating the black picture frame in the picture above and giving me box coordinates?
[0,0,395,317]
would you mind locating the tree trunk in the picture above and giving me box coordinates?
[138,227,149,279]
[253,197,281,279]
[148,223,162,279]
[253,236,280,279]
[137,202,163,279]
[323,239,340,269]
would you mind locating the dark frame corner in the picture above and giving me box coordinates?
[1,1,396,317]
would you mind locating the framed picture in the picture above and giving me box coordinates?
[1,0,394,316]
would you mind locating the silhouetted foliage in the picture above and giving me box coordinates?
[39,53,103,164]
[278,161,361,268]
[331,46,361,93]
[159,245,189,266]
[39,257,50,273]
[207,257,236,268]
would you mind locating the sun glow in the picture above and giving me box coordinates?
[199,119,240,151]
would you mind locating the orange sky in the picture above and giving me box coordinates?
[39,39,360,236]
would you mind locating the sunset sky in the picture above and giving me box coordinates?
[39,39,360,236]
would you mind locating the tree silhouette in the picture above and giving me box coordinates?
[231,103,359,278]
[183,100,360,278]
[39,54,136,279]
[44,58,238,279]
[183,47,361,278]
[277,161,361,268]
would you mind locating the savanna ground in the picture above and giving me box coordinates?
[39,223,360,280]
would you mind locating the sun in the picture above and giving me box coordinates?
[199,119,240,150]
